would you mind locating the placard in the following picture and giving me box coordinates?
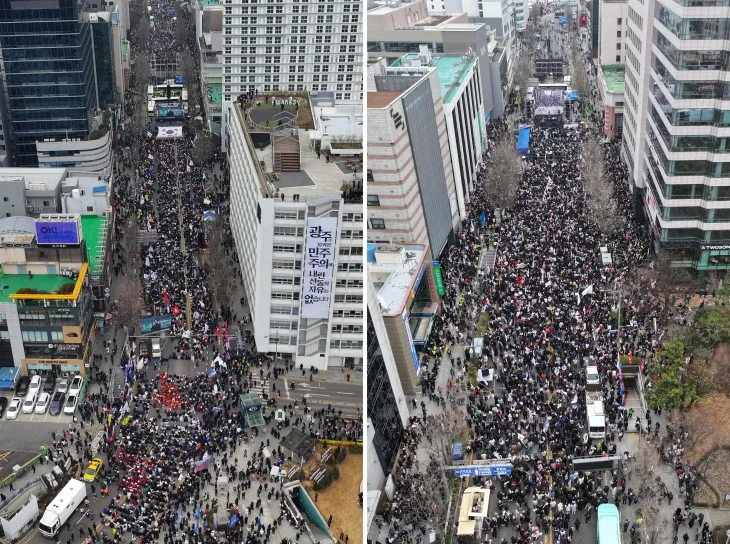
[301,217,338,319]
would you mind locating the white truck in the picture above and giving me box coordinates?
[585,390,606,440]
[38,478,87,537]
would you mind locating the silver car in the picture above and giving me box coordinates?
[35,392,50,414]
[56,378,69,395]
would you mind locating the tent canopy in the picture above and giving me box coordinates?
[517,126,531,156]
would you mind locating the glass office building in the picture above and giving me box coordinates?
[91,18,114,107]
[366,312,404,475]
[0,0,98,165]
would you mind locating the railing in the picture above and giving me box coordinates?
[0,454,43,490]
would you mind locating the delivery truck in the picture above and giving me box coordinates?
[38,478,87,537]
[586,390,606,440]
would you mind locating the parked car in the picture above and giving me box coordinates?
[35,392,50,414]
[15,376,30,397]
[43,376,56,394]
[49,392,64,416]
[0,397,7,418]
[28,375,42,397]
[56,378,69,395]
[63,394,78,415]
[68,375,83,397]
[22,393,37,414]
[6,398,21,420]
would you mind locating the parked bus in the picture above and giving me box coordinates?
[597,504,621,544]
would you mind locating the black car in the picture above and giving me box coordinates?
[49,391,64,416]
[15,376,29,397]
[43,376,56,394]
[0,397,6,418]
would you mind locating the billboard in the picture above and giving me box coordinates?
[36,220,80,246]
[140,314,173,333]
[301,217,338,319]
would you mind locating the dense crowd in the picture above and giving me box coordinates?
[378,55,707,543]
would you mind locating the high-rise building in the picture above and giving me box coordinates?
[220,0,363,149]
[366,61,459,256]
[622,0,730,269]
[226,95,364,371]
[0,0,99,166]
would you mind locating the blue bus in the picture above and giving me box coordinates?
[597,504,621,544]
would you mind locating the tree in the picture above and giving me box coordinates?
[645,339,704,410]
[632,444,673,544]
[206,218,235,315]
[582,137,622,233]
[512,53,534,104]
[654,256,694,324]
[484,136,521,218]
[569,37,588,102]
[192,134,215,165]
[113,222,143,335]
[135,15,151,52]
[385,408,467,541]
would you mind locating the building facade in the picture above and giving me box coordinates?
[220,0,363,149]
[366,275,410,494]
[622,0,730,269]
[0,0,98,166]
[227,99,364,371]
[36,130,113,174]
[367,64,459,257]
[0,215,97,375]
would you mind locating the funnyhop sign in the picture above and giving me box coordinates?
[301,217,338,319]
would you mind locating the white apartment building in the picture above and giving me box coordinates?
[226,98,364,371]
[597,0,628,66]
[220,0,363,148]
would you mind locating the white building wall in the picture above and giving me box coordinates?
[227,107,362,370]
[367,420,386,491]
[36,132,113,175]
[598,1,628,66]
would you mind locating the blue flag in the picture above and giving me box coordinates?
[229,514,239,528]
[479,211,487,228]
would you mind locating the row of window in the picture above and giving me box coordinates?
[329,339,363,349]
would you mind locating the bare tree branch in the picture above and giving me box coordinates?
[485,136,521,218]
[206,219,235,314]
[582,137,622,233]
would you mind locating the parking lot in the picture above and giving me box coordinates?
[0,392,75,425]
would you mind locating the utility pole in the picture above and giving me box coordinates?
[174,142,193,330]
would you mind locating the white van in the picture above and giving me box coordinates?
[152,338,162,359]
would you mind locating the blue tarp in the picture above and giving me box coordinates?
[560,16,568,24]
[565,91,579,101]
[0,367,19,390]
[517,126,531,156]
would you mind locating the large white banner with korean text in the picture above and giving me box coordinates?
[301,217,338,319]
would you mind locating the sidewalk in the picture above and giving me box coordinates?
[283,367,362,384]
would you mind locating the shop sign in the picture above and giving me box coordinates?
[433,261,445,296]
[701,245,730,251]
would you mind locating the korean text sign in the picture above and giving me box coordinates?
[301,217,338,319]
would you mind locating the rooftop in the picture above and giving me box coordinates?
[207,82,222,104]
[367,91,404,109]
[80,214,107,277]
[601,65,625,94]
[368,243,426,316]
[413,15,453,26]
[0,273,75,303]
[0,168,67,191]
[234,102,361,201]
[393,54,478,103]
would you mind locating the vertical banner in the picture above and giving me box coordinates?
[301,217,338,318]
[433,261,445,296]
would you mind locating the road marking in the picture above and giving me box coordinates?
[284,379,290,399]
[336,392,355,395]
[308,393,331,397]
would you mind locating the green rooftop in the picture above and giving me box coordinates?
[0,273,74,303]
[80,215,107,277]
[207,82,222,104]
[601,65,625,94]
[392,54,478,104]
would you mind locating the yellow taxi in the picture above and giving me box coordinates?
[83,457,103,482]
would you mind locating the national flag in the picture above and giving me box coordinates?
[229,514,239,528]
[581,284,594,296]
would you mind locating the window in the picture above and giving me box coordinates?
[274,226,297,236]
[2,197,7,202]
[617,17,622,24]
[51,331,63,341]
[272,260,294,269]
[616,43,622,50]
[370,218,385,229]
[616,55,621,62]
[617,31,622,37]
[22,330,49,343]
